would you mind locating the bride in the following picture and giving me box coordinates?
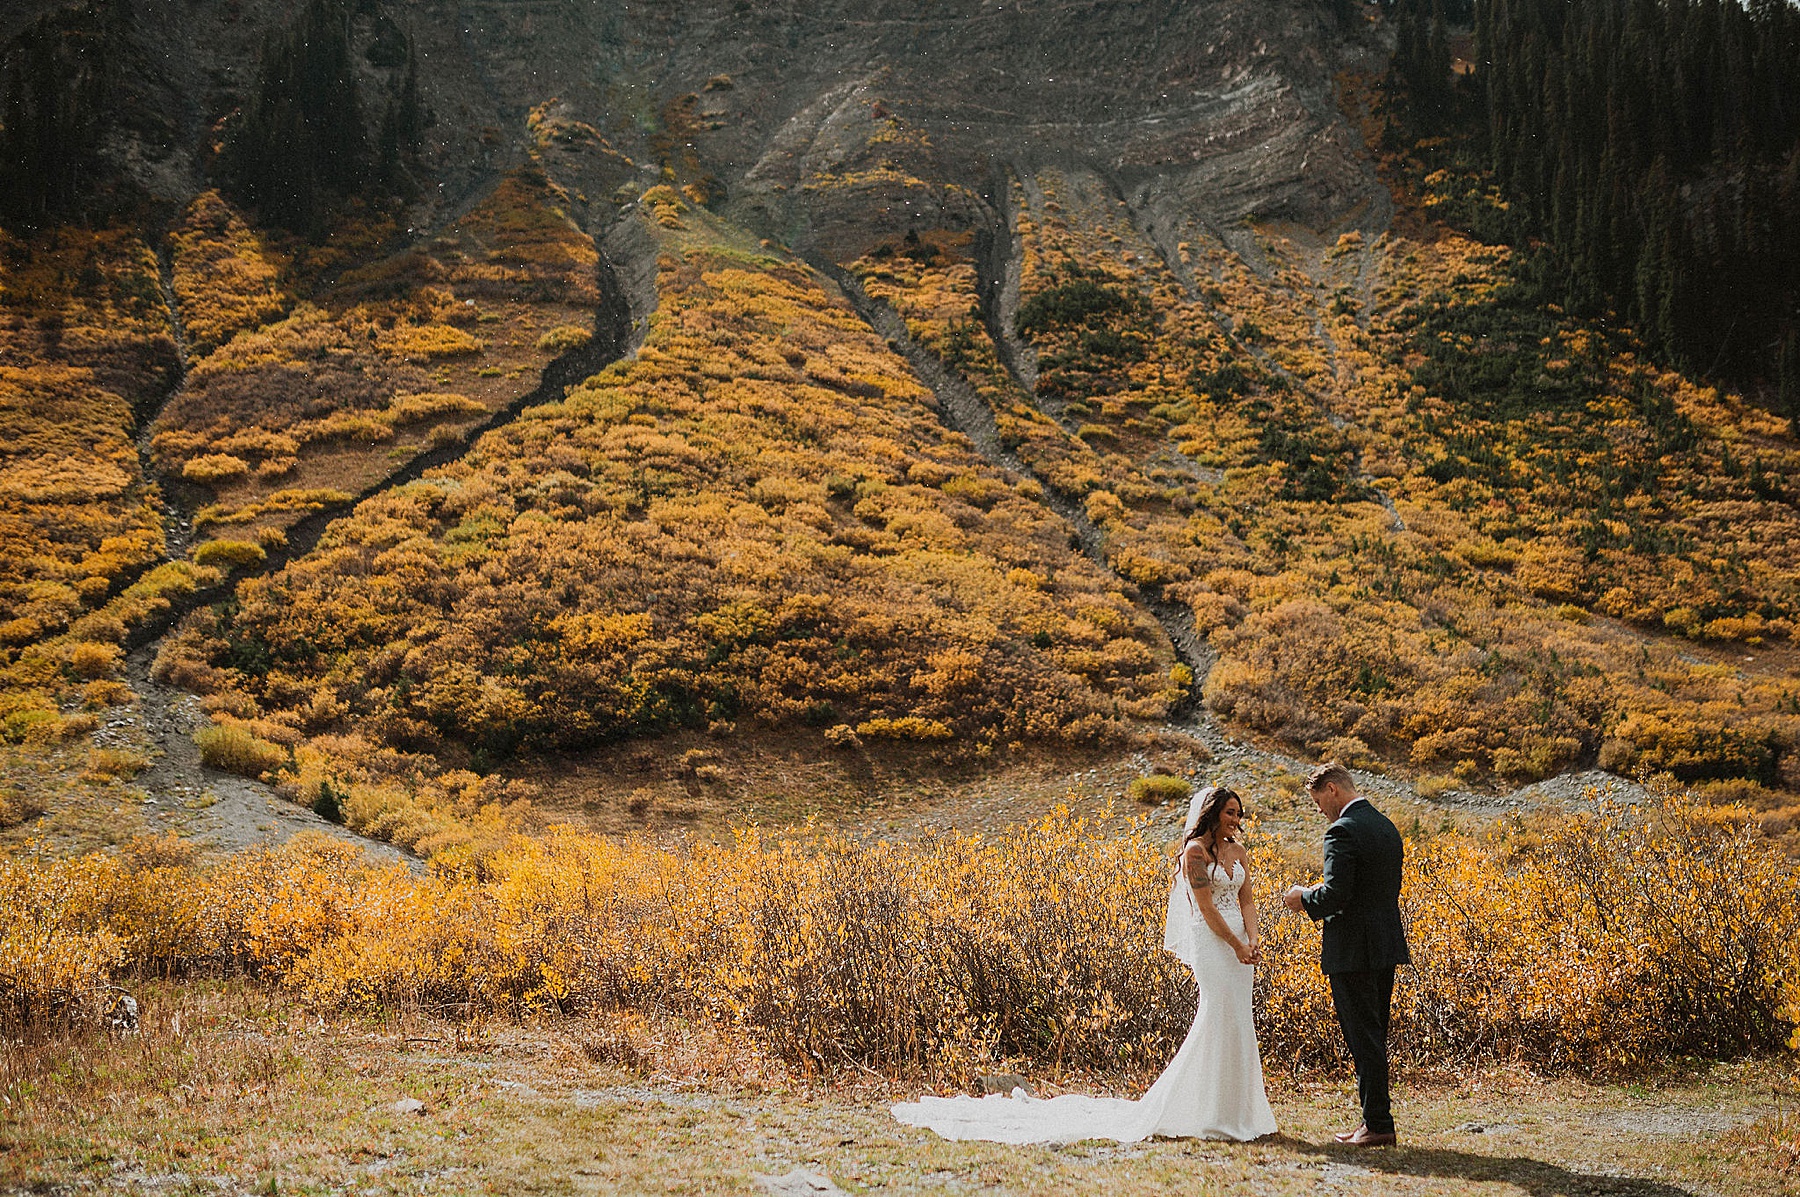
[892,785,1278,1144]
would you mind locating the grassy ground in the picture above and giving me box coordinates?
[508,723,1497,851]
[2,983,1791,1196]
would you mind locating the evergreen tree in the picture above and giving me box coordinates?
[0,2,123,227]
[1389,0,1454,134]
[1780,332,1800,434]
[221,0,422,234]
[1466,0,1800,393]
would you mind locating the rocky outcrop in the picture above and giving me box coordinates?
[6,0,1387,254]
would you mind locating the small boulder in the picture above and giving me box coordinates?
[755,1169,845,1196]
[106,992,139,1034]
[390,1098,427,1116]
[975,1073,1032,1096]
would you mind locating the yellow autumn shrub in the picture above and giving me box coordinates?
[191,539,266,570]
[0,851,127,1027]
[377,322,484,360]
[535,324,592,354]
[2,792,1792,1080]
[194,723,287,777]
[182,453,251,483]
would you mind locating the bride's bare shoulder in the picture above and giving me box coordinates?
[1179,839,1213,871]
[1181,837,1213,861]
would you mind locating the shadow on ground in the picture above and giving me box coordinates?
[1296,1140,1695,1196]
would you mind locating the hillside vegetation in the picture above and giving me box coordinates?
[0,224,219,832]
[848,161,1800,829]
[151,171,600,556]
[149,194,1175,861]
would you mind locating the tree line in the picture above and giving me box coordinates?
[0,0,421,235]
[1385,0,1800,422]
[220,0,422,235]
[0,2,124,227]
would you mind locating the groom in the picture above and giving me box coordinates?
[1283,762,1409,1148]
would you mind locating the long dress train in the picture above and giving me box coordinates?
[891,859,1278,1144]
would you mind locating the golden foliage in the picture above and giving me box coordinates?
[162,212,1174,818]
[190,540,266,571]
[0,225,183,777]
[181,453,250,483]
[1,792,1791,1079]
[1127,774,1191,805]
[536,323,592,354]
[165,189,291,355]
[151,171,598,553]
[193,723,287,778]
[852,170,1800,807]
[376,322,484,360]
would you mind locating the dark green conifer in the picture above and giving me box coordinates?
[221,0,420,234]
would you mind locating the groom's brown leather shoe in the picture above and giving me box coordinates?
[1334,1125,1397,1147]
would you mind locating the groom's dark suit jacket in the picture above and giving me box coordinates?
[1299,799,1410,974]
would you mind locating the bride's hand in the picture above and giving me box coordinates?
[1233,941,1257,965]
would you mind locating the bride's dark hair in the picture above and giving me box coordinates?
[1184,785,1243,852]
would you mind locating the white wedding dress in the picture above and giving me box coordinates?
[892,856,1278,1144]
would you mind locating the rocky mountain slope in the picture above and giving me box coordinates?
[8,0,1383,243]
[2,0,1797,861]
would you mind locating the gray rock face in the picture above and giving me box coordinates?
[491,0,1387,251]
[6,0,1385,252]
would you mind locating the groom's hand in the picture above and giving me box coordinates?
[1282,885,1308,913]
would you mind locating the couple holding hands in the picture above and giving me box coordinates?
[895,762,1409,1147]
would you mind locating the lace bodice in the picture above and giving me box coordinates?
[1204,858,1245,917]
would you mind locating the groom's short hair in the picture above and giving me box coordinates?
[1305,762,1354,794]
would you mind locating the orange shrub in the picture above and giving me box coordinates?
[181,453,250,483]
[194,723,287,778]
[165,190,291,355]
[191,540,265,571]
[173,210,1173,806]
[1,793,1793,1079]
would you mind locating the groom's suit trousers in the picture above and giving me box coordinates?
[1329,967,1396,1135]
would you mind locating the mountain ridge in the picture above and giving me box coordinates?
[3,0,1799,860]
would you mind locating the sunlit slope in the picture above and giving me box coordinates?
[153,192,1177,850]
[0,226,220,830]
[149,172,602,562]
[849,165,1800,820]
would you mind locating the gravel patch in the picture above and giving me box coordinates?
[125,645,414,868]
[1586,1107,1759,1137]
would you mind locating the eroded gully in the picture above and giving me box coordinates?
[816,184,1633,814]
[118,213,649,860]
